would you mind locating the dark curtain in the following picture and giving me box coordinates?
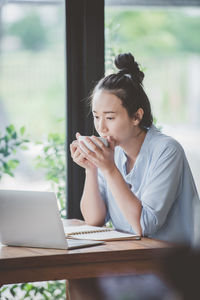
[65,0,104,218]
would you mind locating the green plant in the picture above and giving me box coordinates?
[35,131,66,218]
[0,124,29,179]
[0,281,66,300]
[8,11,48,51]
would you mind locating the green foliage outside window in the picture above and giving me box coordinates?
[105,9,200,57]
[35,130,66,218]
[7,12,48,51]
[0,5,67,300]
[0,124,29,179]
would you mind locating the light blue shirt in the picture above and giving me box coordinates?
[98,125,200,245]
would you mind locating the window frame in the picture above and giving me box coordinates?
[65,0,104,218]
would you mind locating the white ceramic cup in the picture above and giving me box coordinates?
[78,136,108,151]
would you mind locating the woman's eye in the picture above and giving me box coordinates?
[93,116,114,120]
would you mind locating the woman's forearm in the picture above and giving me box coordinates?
[80,169,107,226]
[103,167,142,235]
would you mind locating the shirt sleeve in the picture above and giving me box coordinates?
[140,143,184,236]
[97,169,110,223]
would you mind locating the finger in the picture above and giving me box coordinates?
[70,141,78,154]
[78,144,96,162]
[74,151,87,166]
[73,148,82,160]
[84,137,102,153]
[70,143,76,155]
[78,142,99,164]
[78,155,87,165]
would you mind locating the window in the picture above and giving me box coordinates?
[105,1,200,194]
[0,0,66,297]
[0,0,66,213]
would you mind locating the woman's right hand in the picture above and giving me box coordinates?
[70,133,97,171]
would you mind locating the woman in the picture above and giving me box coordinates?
[70,52,199,245]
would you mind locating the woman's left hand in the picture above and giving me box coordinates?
[78,136,116,174]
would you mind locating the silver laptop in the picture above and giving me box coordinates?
[0,190,103,250]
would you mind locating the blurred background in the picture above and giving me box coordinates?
[105,2,200,195]
[0,0,66,197]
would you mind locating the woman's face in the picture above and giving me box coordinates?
[92,90,138,146]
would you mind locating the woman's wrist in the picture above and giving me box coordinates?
[101,165,118,178]
[85,167,98,176]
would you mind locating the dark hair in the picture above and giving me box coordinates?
[91,53,153,129]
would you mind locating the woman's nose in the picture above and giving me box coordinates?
[98,119,107,133]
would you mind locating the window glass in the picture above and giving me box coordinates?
[0,1,66,213]
[105,3,200,194]
[0,1,66,297]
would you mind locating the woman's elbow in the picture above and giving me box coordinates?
[85,218,105,227]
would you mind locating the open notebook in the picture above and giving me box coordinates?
[64,225,141,241]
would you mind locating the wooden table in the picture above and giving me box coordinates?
[0,219,174,288]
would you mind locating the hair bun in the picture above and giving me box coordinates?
[114,53,144,84]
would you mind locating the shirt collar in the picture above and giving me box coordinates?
[120,125,158,175]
